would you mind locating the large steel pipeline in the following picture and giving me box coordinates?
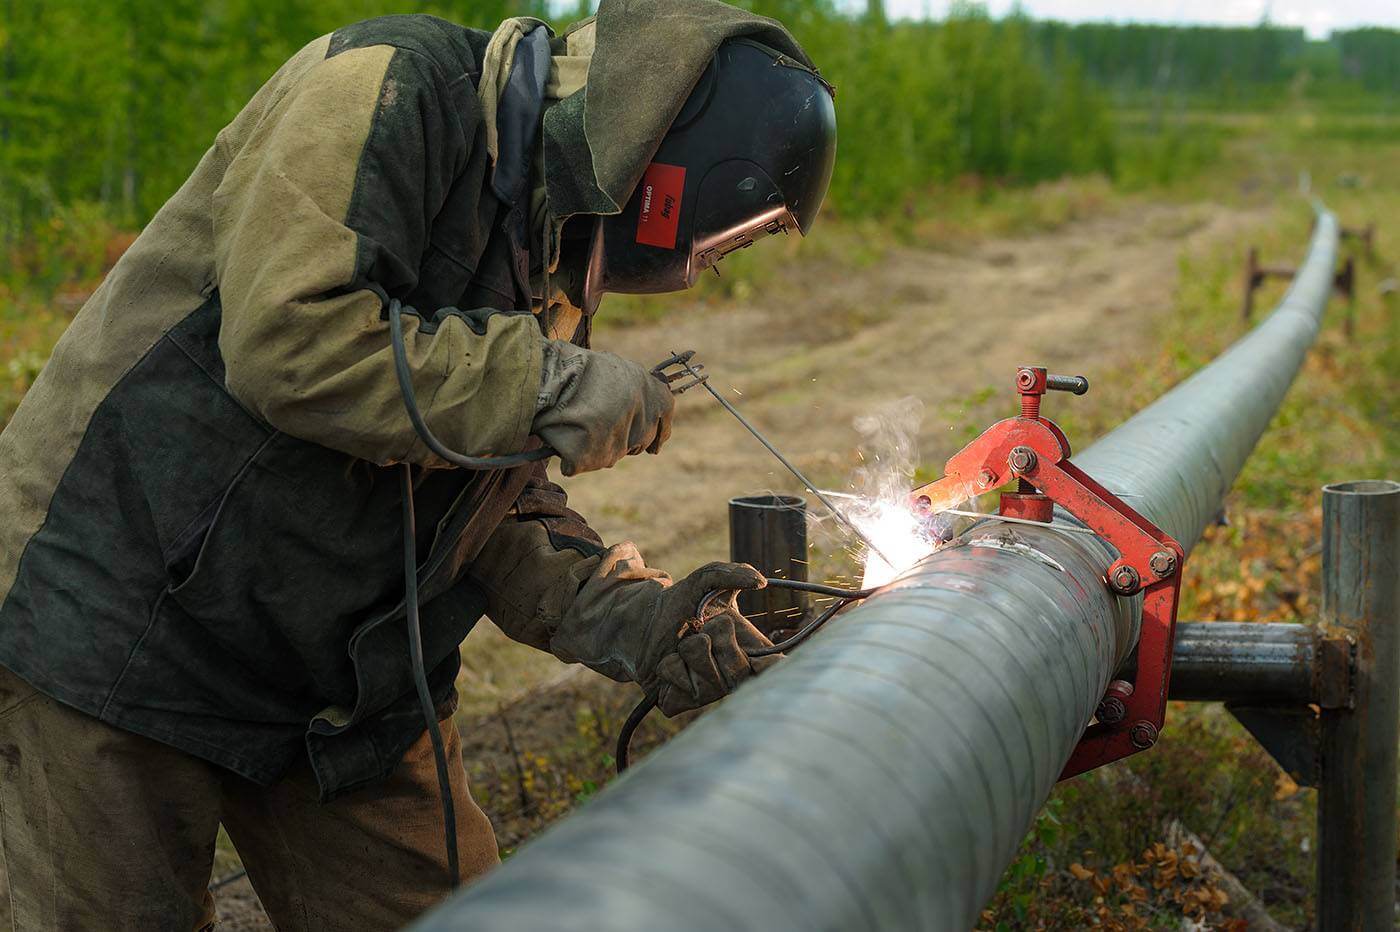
[412,211,1339,930]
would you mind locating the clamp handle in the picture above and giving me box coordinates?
[1046,373,1090,395]
[1016,366,1089,419]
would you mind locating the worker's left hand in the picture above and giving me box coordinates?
[645,563,781,716]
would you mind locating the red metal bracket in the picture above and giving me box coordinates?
[910,366,1185,780]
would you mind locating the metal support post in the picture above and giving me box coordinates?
[728,494,808,638]
[1317,480,1400,930]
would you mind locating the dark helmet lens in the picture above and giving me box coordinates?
[589,39,836,300]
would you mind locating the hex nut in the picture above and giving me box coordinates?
[1109,565,1140,594]
[1096,696,1127,725]
[1129,721,1159,749]
[1007,446,1038,474]
[1149,550,1177,578]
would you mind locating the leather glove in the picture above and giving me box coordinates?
[531,548,781,715]
[638,563,781,716]
[532,341,675,476]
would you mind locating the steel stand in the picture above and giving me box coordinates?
[728,494,809,639]
[1317,480,1400,930]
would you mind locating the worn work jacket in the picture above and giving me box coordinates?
[0,2,816,801]
[0,16,605,800]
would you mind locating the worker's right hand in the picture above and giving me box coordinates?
[532,341,675,476]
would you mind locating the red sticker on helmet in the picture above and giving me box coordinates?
[635,162,685,249]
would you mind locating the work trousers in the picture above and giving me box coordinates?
[0,665,499,931]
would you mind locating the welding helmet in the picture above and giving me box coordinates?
[580,39,836,312]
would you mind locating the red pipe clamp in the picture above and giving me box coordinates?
[910,366,1185,779]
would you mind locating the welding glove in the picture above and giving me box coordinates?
[531,549,780,715]
[645,566,782,716]
[532,340,674,476]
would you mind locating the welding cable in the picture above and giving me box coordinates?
[399,464,461,888]
[388,298,554,469]
[615,584,870,773]
[614,695,658,774]
[760,578,878,600]
[744,598,848,658]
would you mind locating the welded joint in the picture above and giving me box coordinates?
[965,532,1067,572]
[1314,632,1354,710]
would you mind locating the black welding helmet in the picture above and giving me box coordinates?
[581,38,836,311]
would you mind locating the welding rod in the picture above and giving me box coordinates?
[675,354,895,567]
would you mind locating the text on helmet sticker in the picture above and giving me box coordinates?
[635,162,685,249]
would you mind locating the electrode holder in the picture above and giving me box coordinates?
[910,366,1185,779]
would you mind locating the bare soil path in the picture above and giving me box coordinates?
[215,199,1269,927]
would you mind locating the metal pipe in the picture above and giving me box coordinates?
[1317,479,1400,930]
[411,212,1341,931]
[1167,622,1316,704]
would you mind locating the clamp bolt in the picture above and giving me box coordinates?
[1149,550,1177,578]
[977,468,997,488]
[1129,721,1159,749]
[1097,697,1127,724]
[1096,679,1134,724]
[1108,564,1140,594]
[1015,368,1039,391]
[1007,446,1038,474]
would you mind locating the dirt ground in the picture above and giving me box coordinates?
[213,199,1270,926]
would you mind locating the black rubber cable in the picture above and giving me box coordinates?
[389,298,554,469]
[615,583,872,773]
[399,464,461,888]
[744,598,848,658]
[761,578,878,600]
[388,297,565,887]
[614,695,658,774]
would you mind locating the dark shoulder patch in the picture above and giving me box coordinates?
[343,46,479,300]
[328,14,479,85]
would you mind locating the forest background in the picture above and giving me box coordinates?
[2,0,1397,298]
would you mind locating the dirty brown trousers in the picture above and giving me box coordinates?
[0,665,499,931]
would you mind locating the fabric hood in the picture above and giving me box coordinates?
[542,0,818,225]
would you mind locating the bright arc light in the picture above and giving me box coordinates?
[854,498,937,589]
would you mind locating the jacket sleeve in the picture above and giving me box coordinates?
[211,42,543,466]
[470,465,671,682]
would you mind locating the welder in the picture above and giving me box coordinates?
[0,1,836,929]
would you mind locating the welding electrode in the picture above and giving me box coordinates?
[671,353,896,568]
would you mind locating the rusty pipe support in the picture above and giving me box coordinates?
[1168,622,1318,704]
[410,213,1341,931]
[1317,480,1400,930]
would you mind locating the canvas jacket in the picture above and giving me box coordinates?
[0,2,812,800]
